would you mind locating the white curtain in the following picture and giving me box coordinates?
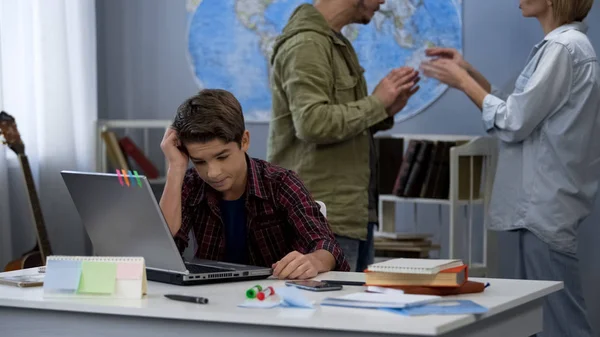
[0,0,97,266]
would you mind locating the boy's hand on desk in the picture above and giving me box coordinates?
[272,251,319,280]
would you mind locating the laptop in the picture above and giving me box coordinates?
[60,170,272,286]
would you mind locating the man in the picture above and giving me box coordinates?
[421,0,598,335]
[159,89,350,279]
[267,0,420,272]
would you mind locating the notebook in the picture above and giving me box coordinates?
[321,292,441,309]
[367,258,464,275]
[43,256,147,299]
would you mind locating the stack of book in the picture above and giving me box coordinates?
[365,258,487,296]
[373,232,440,259]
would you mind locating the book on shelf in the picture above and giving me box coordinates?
[119,136,160,179]
[404,140,434,197]
[379,137,484,201]
[392,139,421,196]
[101,131,162,180]
[431,141,454,199]
[101,130,130,171]
[376,138,404,195]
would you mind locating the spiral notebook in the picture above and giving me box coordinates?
[43,256,147,299]
[367,258,464,275]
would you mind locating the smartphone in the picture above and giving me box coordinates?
[284,280,343,292]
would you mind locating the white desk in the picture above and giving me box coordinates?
[0,270,562,337]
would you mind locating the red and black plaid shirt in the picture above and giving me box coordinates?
[174,156,350,271]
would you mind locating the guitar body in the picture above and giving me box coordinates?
[4,246,44,272]
[1,111,53,272]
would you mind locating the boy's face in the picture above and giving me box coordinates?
[186,131,250,197]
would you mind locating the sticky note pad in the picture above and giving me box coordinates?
[43,259,82,292]
[116,262,142,280]
[77,261,117,294]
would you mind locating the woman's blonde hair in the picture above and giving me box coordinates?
[553,0,594,24]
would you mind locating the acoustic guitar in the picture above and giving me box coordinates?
[0,111,52,271]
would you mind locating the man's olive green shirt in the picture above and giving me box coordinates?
[267,4,393,240]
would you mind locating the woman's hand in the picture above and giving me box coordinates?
[426,47,469,70]
[420,58,470,90]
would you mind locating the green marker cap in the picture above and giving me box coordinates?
[245,285,262,298]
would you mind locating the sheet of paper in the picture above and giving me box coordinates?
[238,300,281,309]
[77,261,117,294]
[335,292,439,305]
[382,300,488,316]
[277,286,315,308]
[43,259,82,292]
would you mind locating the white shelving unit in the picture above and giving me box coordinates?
[96,119,172,184]
[376,134,499,277]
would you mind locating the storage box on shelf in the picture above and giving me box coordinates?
[375,134,499,277]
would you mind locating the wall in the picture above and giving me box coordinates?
[96,0,600,334]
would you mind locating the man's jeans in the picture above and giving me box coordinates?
[335,223,376,272]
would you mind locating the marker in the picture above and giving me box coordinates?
[133,170,142,187]
[257,286,275,301]
[246,285,262,299]
[121,169,130,186]
[164,294,208,304]
[116,169,124,186]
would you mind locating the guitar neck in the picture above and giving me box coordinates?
[18,154,52,260]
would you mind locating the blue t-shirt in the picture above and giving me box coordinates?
[219,197,247,264]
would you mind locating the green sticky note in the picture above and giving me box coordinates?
[77,261,117,294]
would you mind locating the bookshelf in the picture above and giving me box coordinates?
[96,119,172,185]
[375,134,499,277]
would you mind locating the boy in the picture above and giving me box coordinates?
[159,89,350,279]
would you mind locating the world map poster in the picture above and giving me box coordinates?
[187,0,463,122]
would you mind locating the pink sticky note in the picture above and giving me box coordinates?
[116,262,142,280]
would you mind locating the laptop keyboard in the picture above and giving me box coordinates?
[185,263,228,274]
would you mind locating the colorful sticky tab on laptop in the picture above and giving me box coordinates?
[117,170,143,188]
[43,259,82,293]
[133,170,142,187]
[43,256,147,299]
[121,169,130,187]
[116,169,124,186]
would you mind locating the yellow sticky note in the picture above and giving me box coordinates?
[77,261,117,294]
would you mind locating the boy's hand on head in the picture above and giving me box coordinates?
[160,127,189,172]
[272,251,319,280]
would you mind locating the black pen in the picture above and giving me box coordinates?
[164,294,209,304]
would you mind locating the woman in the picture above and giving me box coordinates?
[421,1,598,336]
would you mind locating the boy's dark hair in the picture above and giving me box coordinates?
[172,89,245,147]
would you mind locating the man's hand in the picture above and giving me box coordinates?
[420,59,470,90]
[373,67,419,116]
[426,47,469,70]
[386,74,421,116]
[160,128,189,172]
[272,251,321,280]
